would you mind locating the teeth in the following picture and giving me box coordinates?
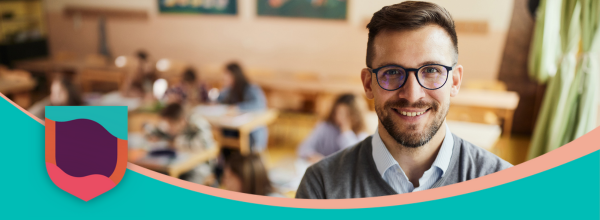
[399,110,426,117]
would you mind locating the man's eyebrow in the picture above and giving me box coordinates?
[374,62,403,69]
[416,60,448,67]
[374,60,449,69]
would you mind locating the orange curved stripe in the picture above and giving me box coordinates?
[45,118,56,165]
[109,138,128,184]
[5,94,600,208]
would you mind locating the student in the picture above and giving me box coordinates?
[222,152,280,197]
[164,67,209,105]
[297,94,369,163]
[151,103,214,152]
[296,1,511,199]
[217,62,268,152]
[28,74,83,120]
[120,50,157,98]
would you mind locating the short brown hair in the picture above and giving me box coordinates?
[366,1,458,67]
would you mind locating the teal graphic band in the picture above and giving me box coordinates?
[0,98,598,219]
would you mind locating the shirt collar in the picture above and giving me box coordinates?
[372,123,454,177]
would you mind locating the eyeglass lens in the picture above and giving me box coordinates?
[376,65,448,90]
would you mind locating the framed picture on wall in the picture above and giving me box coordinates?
[257,0,347,20]
[159,0,237,15]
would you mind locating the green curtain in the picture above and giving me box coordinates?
[528,0,562,83]
[573,0,600,138]
[528,0,599,160]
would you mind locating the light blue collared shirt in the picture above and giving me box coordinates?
[372,123,454,194]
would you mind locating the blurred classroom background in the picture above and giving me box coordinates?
[1,0,598,198]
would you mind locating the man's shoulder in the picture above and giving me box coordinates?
[296,136,377,199]
[309,136,371,174]
[452,133,513,175]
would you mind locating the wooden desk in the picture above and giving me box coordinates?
[128,112,220,178]
[14,58,93,73]
[15,58,127,93]
[78,68,125,93]
[0,70,37,108]
[252,77,364,94]
[130,144,219,178]
[253,77,365,117]
[195,106,279,155]
[450,89,520,137]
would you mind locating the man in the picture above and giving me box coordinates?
[296,1,512,199]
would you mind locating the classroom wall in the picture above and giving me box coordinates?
[43,0,514,82]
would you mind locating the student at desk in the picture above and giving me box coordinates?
[150,103,215,152]
[28,74,83,120]
[298,94,369,163]
[164,67,209,105]
[217,62,268,152]
[120,50,157,98]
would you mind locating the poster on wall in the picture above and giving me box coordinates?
[257,0,347,20]
[159,0,237,15]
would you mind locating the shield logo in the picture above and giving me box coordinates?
[45,106,128,201]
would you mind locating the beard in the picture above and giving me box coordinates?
[375,98,448,148]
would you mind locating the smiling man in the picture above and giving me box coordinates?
[296,1,512,199]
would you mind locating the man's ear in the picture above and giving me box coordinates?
[361,68,374,99]
[450,64,463,97]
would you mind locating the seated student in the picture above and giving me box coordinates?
[217,62,268,152]
[297,94,369,163]
[222,152,282,197]
[120,50,157,98]
[149,103,214,152]
[28,74,83,120]
[164,67,209,105]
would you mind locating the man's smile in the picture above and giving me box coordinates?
[391,107,432,122]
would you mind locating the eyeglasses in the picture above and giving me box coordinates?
[368,64,454,91]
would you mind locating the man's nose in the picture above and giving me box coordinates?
[397,71,425,103]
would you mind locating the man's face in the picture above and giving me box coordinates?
[361,25,463,148]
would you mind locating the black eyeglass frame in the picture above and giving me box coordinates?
[368,64,455,91]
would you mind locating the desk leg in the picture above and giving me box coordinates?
[239,129,250,155]
[169,169,180,178]
[503,110,514,139]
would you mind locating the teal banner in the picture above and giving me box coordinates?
[0,96,599,219]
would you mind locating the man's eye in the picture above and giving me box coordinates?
[424,67,439,73]
[384,69,400,75]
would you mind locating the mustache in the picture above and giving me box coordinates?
[383,99,439,110]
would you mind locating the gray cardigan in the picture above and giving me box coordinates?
[296,134,512,199]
